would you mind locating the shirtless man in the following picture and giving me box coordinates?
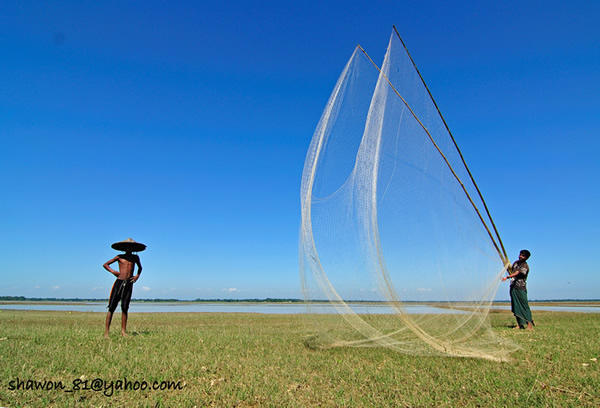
[103,238,145,338]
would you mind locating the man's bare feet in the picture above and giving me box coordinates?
[513,325,521,330]
[104,332,110,339]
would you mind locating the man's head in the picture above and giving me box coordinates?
[519,249,531,260]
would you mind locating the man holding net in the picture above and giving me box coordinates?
[502,250,534,330]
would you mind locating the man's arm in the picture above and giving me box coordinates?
[131,256,143,282]
[502,271,517,282]
[103,256,120,277]
[502,265,525,281]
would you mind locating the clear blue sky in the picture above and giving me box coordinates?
[1,1,598,300]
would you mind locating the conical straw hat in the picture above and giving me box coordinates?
[111,238,146,252]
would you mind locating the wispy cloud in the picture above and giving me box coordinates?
[416,288,432,292]
[223,288,240,293]
[52,285,60,290]
[140,286,151,292]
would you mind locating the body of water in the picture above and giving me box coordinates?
[1,302,599,314]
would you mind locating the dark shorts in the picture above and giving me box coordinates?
[108,279,133,313]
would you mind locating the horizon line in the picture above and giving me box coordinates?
[1,296,599,303]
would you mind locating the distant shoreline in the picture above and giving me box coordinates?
[1,296,599,307]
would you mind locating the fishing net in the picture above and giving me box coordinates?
[300,29,518,361]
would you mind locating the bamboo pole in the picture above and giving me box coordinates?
[357,43,508,267]
[391,25,509,265]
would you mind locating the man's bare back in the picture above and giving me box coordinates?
[103,253,142,282]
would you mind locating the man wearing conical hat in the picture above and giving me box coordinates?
[103,238,145,338]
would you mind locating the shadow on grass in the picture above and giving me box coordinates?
[131,330,152,336]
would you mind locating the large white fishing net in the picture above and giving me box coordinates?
[300,29,517,361]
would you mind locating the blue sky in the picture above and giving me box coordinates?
[1,1,598,300]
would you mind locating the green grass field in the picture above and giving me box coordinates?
[0,309,598,407]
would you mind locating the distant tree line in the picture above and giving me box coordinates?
[0,296,304,303]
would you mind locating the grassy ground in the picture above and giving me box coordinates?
[0,309,598,407]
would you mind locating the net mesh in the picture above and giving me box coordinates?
[300,31,517,361]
